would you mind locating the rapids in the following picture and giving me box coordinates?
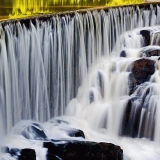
[1,4,160,160]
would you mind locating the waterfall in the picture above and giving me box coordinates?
[1,4,160,160]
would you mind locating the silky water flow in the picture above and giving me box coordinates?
[1,5,160,160]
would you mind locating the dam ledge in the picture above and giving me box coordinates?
[1,2,160,25]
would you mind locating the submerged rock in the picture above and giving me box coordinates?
[151,32,160,46]
[120,50,127,57]
[21,123,47,140]
[121,84,156,139]
[44,141,123,160]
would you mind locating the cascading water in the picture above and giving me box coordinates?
[1,4,160,160]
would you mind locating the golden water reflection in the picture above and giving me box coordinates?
[0,0,144,20]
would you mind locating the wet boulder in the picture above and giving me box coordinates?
[140,30,151,46]
[21,123,47,140]
[120,50,127,57]
[141,48,160,57]
[68,129,85,139]
[44,141,123,160]
[128,58,155,94]
[131,58,155,85]
[6,148,36,160]
[121,84,156,139]
[19,149,36,160]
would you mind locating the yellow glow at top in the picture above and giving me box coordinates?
[0,0,144,20]
[107,0,143,6]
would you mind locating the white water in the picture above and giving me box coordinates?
[1,4,160,160]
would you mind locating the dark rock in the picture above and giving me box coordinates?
[121,98,142,138]
[44,141,123,160]
[6,148,36,160]
[140,30,150,46]
[68,129,85,139]
[19,149,36,160]
[47,153,62,160]
[131,58,155,85]
[21,123,47,140]
[121,99,132,136]
[128,58,155,94]
[128,73,136,95]
[121,84,156,139]
[120,50,127,57]
[141,49,160,57]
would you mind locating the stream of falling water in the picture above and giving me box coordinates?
[1,4,160,160]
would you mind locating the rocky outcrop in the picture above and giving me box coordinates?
[129,58,155,94]
[141,48,160,57]
[44,141,123,160]
[6,148,36,160]
[6,120,123,160]
[140,30,151,46]
[131,58,155,84]
[121,85,155,139]
[19,149,36,160]
[6,140,123,160]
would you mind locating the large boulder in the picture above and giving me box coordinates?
[140,30,151,46]
[131,58,155,85]
[128,58,155,94]
[19,149,36,160]
[44,141,123,160]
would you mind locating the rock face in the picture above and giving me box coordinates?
[131,58,155,84]
[141,48,160,57]
[140,30,150,46]
[6,120,123,160]
[120,50,127,57]
[124,58,156,138]
[19,149,36,160]
[129,58,155,94]
[6,141,123,160]
[7,148,36,160]
[44,141,123,160]
[121,85,155,139]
